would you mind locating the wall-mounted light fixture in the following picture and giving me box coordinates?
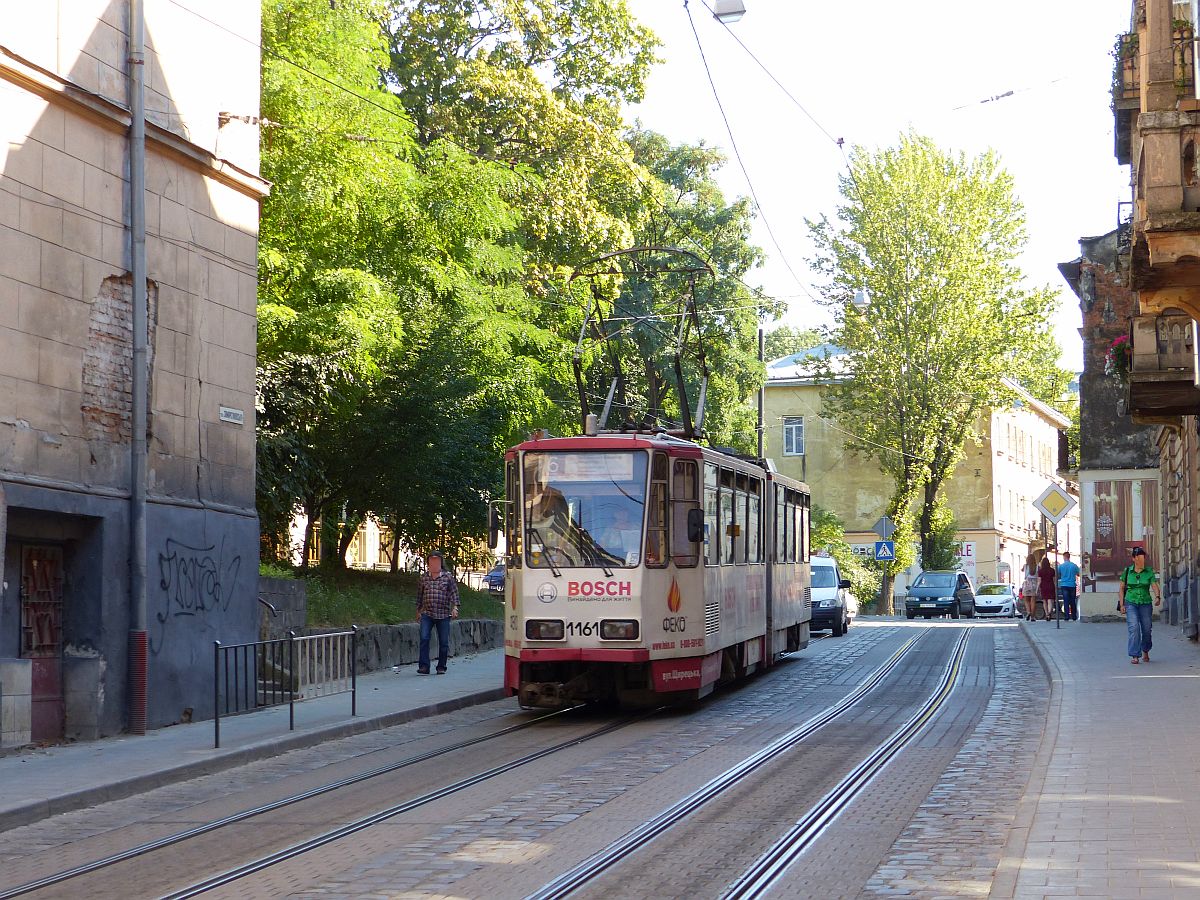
[712,0,747,23]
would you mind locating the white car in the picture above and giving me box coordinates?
[975,582,1019,618]
[810,556,857,636]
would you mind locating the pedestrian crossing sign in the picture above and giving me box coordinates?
[874,540,895,561]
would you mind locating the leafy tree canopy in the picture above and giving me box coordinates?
[764,325,821,362]
[810,132,1072,564]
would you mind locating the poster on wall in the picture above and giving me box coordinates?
[954,541,977,585]
[1081,478,1160,591]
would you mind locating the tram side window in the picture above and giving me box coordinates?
[800,493,811,562]
[671,459,700,567]
[747,478,761,564]
[505,459,521,567]
[734,473,748,564]
[646,453,669,568]
[791,491,802,562]
[704,464,719,566]
[776,489,788,563]
[720,469,737,565]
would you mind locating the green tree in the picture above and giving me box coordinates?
[258,0,543,563]
[385,0,660,272]
[810,504,881,608]
[763,325,821,362]
[809,132,1071,566]
[584,128,773,452]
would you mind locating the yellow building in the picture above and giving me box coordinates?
[764,347,1080,607]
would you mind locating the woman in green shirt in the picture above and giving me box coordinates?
[1117,547,1162,664]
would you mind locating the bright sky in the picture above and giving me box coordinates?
[626,0,1135,371]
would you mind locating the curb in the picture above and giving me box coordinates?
[0,687,509,834]
[990,622,1061,898]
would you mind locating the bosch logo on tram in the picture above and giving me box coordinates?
[494,430,813,710]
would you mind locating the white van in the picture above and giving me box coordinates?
[810,555,856,636]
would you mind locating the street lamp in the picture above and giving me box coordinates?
[712,0,746,23]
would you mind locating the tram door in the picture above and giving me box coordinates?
[20,545,64,742]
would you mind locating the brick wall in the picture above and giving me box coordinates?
[1071,230,1159,471]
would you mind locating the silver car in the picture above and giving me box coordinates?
[975,582,1019,618]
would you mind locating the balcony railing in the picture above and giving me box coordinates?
[1126,314,1200,420]
[1176,25,1196,98]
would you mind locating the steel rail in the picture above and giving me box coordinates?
[158,710,657,900]
[723,628,973,899]
[0,706,583,899]
[525,628,931,900]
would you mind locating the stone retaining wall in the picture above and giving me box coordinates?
[350,620,502,673]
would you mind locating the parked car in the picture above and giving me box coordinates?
[904,571,976,619]
[975,582,1019,618]
[810,556,855,636]
[481,562,506,593]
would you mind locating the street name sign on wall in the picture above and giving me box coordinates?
[1033,483,1077,525]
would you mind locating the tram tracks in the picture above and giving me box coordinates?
[4,626,962,900]
[528,627,971,900]
[723,628,972,899]
[166,628,946,899]
[0,705,597,899]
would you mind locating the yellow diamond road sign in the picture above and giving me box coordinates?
[1033,483,1077,525]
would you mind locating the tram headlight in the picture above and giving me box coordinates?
[600,619,639,640]
[525,619,565,641]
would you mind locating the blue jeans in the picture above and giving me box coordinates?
[1059,586,1078,620]
[419,614,451,672]
[1126,603,1153,658]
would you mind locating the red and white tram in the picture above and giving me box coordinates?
[495,431,812,708]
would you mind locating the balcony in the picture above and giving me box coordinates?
[1126,314,1200,421]
[1113,32,1140,165]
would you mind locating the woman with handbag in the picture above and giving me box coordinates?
[1118,547,1161,664]
[1021,555,1040,621]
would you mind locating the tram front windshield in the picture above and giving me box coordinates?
[523,451,648,568]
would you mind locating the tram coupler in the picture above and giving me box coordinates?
[518,672,597,708]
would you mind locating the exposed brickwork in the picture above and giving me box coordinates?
[81,274,156,443]
[1064,231,1157,470]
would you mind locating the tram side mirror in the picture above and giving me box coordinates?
[686,508,705,544]
[487,505,502,550]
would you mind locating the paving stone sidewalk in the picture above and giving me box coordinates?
[995,619,1200,899]
[0,649,506,832]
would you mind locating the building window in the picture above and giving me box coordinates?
[783,416,805,456]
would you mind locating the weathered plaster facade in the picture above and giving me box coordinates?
[0,1,265,743]
[1060,230,1163,624]
[1105,0,1200,637]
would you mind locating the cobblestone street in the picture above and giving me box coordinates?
[1,620,1066,899]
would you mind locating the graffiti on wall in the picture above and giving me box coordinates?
[152,536,242,653]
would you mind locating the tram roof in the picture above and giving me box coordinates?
[508,433,810,489]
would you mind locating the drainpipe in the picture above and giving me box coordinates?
[128,0,148,735]
[1193,0,1199,100]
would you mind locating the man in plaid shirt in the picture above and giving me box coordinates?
[416,551,459,674]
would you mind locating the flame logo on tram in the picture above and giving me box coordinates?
[667,578,682,613]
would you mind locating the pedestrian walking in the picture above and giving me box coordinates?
[1021,554,1039,621]
[1118,546,1161,664]
[1057,551,1081,621]
[416,551,459,675]
[1037,555,1056,621]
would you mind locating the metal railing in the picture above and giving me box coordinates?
[213,627,357,748]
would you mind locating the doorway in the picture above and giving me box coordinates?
[20,544,64,742]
